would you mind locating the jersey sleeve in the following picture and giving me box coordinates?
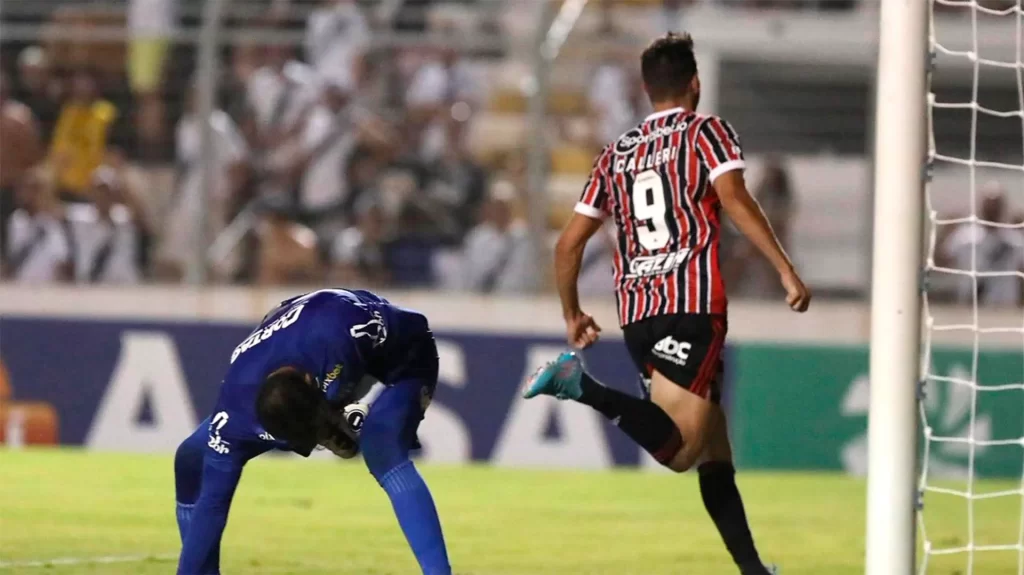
[574,148,613,220]
[697,117,746,184]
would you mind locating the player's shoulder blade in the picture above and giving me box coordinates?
[693,112,741,138]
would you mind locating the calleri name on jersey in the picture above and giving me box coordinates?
[575,107,746,326]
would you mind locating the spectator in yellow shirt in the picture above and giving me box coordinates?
[49,70,117,202]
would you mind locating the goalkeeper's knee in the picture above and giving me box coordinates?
[175,425,207,503]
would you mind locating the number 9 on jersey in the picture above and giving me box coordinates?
[632,169,670,250]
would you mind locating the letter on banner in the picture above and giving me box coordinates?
[86,332,198,452]
[493,345,613,469]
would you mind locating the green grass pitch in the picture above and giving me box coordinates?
[0,449,1018,574]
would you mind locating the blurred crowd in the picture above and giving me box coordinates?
[934,182,1024,308]
[2,0,1016,304]
[0,0,517,291]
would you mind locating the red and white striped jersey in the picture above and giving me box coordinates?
[575,107,745,326]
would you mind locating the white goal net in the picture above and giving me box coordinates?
[921,1,1024,573]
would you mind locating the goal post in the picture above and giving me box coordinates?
[866,0,929,574]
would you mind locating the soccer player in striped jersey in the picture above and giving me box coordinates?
[524,33,810,575]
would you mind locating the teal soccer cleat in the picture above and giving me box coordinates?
[522,351,584,400]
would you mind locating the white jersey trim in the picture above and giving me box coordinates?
[644,107,685,123]
[574,202,608,220]
[708,159,746,184]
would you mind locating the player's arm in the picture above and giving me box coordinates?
[714,170,791,277]
[555,213,604,321]
[714,171,810,311]
[177,456,244,574]
[715,169,809,311]
[556,149,612,348]
[700,118,810,312]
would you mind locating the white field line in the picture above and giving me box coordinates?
[0,553,176,569]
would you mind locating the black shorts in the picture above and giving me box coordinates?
[623,313,727,404]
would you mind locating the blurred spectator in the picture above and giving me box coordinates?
[2,168,71,284]
[424,118,488,238]
[255,206,321,285]
[49,69,118,203]
[288,76,391,240]
[330,200,391,287]
[226,38,265,139]
[247,44,320,153]
[305,0,370,90]
[157,83,248,281]
[657,0,697,35]
[13,47,63,142]
[404,37,480,162]
[940,182,1024,306]
[389,0,433,32]
[755,158,795,248]
[1,71,44,264]
[246,45,321,210]
[128,0,177,159]
[229,40,263,95]
[588,54,643,148]
[350,141,389,196]
[66,167,147,284]
[725,157,795,298]
[588,5,645,147]
[105,148,154,275]
[461,181,538,293]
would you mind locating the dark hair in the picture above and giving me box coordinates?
[255,369,348,453]
[640,32,697,102]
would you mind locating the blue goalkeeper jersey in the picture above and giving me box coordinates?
[208,288,417,460]
[178,288,433,574]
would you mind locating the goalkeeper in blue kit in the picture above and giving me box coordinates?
[173,289,451,575]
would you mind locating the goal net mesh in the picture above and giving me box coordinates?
[921,1,1024,573]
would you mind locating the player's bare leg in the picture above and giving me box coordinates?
[525,356,772,575]
[648,368,717,472]
[650,381,774,575]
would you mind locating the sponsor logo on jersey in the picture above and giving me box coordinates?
[230,303,306,363]
[208,411,231,454]
[653,336,691,366]
[614,122,689,155]
[626,249,690,278]
[259,431,275,441]
[320,364,343,392]
[350,311,388,348]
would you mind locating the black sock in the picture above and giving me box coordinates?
[578,372,683,464]
[698,462,768,575]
